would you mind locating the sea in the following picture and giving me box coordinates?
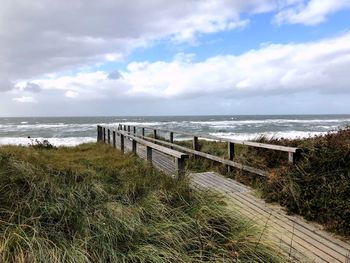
[0,115,349,147]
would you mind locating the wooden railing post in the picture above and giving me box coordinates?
[170,132,174,149]
[107,129,111,144]
[123,125,126,131]
[120,134,125,153]
[175,156,186,178]
[128,125,131,134]
[97,126,101,142]
[193,136,199,150]
[133,126,136,134]
[113,131,116,148]
[103,127,106,143]
[228,142,235,172]
[153,129,157,139]
[132,139,137,153]
[288,152,294,164]
[146,146,152,164]
[142,127,145,137]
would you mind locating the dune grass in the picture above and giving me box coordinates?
[0,143,283,262]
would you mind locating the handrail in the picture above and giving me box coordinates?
[117,129,188,159]
[97,125,189,177]
[138,134,267,176]
[122,124,299,153]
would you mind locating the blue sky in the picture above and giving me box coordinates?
[1,0,350,116]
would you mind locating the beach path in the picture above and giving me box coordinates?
[190,172,350,263]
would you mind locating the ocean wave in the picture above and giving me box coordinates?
[117,122,163,126]
[208,131,328,140]
[190,118,350,126]
[0,137,95,147]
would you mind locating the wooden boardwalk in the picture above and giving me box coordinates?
[99,125,350,263]
[191,172,350,263]
[114,133,177,175]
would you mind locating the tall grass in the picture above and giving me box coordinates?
[0,143,282,262]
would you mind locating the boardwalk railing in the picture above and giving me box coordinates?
[97,125,189,177]
[116,124,301,177]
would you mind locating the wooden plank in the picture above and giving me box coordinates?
[175,157,185,178]
[117,130,189,159]
[132,139,137,153]
[113,131,116,148]
[193,136,199,150]
[194,177,326,262]
[197,172,350,253]
[97,126,99,141]
[102,126,179,176]
[225,139,299,153]
[146,146,152,163]
[120,134,124,153]
[227,142,235,172]
[170,132,174,143]
[170,132,174,149]
[140,135,267,176]
[288,152,294,164]
[191,172,350,263]
[128,124,299,153]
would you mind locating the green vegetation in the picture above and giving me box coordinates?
[259,128,350,238]
[0,143,283,262]
[178,127,350,238]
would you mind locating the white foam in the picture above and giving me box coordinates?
[190,118,350,127]
[0,137,95,147]
[209,131,328,141]
[117,122,163,126]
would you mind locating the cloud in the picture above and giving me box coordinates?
[274,0,350,25]
[0,77,13,92]
[0,0,299,85]
[12,96,37,103]
[33,32,350,100]
[65,90,79,98]
[108,70,123,80]
[20,82,42,93]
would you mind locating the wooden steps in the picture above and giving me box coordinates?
[190,172,350,263]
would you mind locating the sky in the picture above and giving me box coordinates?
[1,0,350,116]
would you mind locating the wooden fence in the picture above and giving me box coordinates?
[97,125,189,177]
[115,124,300,177]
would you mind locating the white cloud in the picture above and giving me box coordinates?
[274,0,350,25]
[15,82,42,93]
[12,96,37,103]
[32,32,350,100]
[0,0,304,87]
[65,90,79,98]
[0,77,13,92]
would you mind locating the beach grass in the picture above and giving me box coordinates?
[0,143,283,262]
